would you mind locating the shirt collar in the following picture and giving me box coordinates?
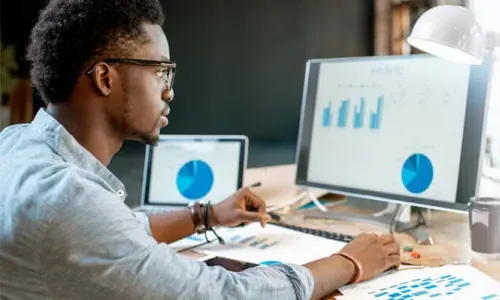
[31,108,127,201]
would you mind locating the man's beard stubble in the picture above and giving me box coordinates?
[126,112,161,146]
[121,95,161,146]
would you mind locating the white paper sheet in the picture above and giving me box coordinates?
[169,222,347,265]
[338,264,500,300]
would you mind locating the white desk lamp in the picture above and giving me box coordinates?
[407,5,500,65]
[408,5,500,184]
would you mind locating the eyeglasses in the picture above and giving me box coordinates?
[86,58,176,90]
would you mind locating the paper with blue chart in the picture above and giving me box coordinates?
[168,222,347,265]
[171,226,500,299]
[337,264,500,300]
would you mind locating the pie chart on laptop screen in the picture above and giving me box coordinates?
[401,153,434,194]
[176,160,214,200]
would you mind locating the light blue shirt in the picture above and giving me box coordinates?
[0,109,314,300]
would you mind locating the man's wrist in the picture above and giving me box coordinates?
[188,202,205,233]
[330,253,357,285]
[208,203,219,227]
[188,202,219,232]
[305,252,358,299]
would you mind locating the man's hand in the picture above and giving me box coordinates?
[337,233,401,282]
[306,233,401,299]
[212,188,272,228]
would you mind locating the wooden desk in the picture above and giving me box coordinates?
[243,164,500,297]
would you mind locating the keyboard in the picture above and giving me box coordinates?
[133,206,355,243]
[268,221,355,243]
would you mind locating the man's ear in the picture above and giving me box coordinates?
[91,63,113,96]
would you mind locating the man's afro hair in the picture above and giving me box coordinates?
[27,0,165,104]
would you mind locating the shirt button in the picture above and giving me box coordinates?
[117,190,125,197]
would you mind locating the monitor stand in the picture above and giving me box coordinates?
[301,193,433,245]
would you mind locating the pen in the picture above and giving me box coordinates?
[268,212,281,222]
[247,181,262,188]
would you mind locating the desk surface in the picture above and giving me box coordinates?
[243,164,500,286]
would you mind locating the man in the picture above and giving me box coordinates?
[0,0,401,299]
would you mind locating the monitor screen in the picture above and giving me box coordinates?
[142,136,247,206]
[296,54,492,211]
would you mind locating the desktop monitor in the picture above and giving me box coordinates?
[141,135,248,206]
[295,54,493,212]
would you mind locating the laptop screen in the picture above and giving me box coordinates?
[142,136,247,206]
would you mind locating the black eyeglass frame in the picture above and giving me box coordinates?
[85,58,176,90]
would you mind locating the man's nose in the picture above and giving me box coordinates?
[162,88,174,102]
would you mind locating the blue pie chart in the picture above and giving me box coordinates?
[187,235,204,242]
[401,153,433,194]
[260,260,282,266]
[176,160,214,200]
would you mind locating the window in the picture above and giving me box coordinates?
[468,0,500,174]
[468,0,500,141]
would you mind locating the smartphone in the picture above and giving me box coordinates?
[203,256,259,272]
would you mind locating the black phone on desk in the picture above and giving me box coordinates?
[203,256,259,272]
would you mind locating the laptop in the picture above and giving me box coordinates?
[133,135,248,213]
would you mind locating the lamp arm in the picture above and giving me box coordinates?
[485,31,500,51]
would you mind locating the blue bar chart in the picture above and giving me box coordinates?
[321,96,384,130]
[369,96,384,130]
[260,241,279,250]
[353,97,366,129]
[322,101,332,127]
[365,273,498,300]
[337,99,349,128]
[232,234,280,250]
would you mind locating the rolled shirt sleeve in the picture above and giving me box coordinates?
[132,211,153,237]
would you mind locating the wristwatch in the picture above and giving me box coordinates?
[188,202,206,234]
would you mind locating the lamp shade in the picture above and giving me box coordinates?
[407,5,485,65]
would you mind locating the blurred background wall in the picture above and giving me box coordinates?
[1,0,468,206]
